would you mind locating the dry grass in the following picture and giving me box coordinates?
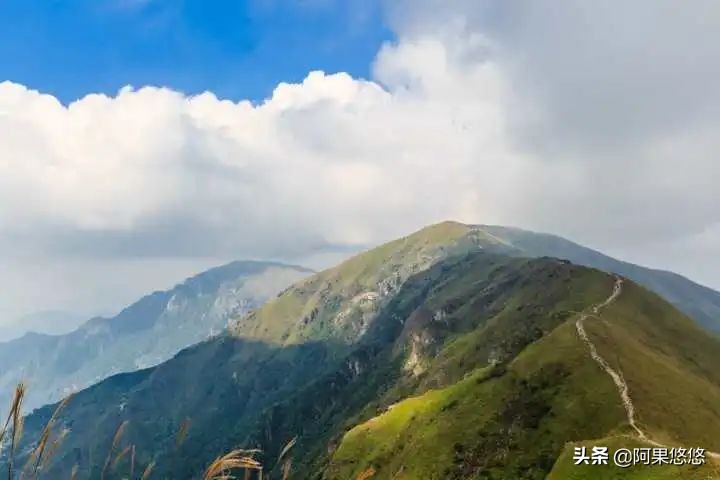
[276,437,297,480]
[355,466,376,480]
[203,449,263,480]
[202,436,299,480]
[276,437,296,466]
[280,460,292,480]
[23,393,73,478]
[140,460,156,480]
[129,445,136,479]
[1,383,26,480]
[176,417,191,449]
[100,420,129,480]
[112,444,133,471]
[1,384,76,480]
[40,428,68,470]
[3,384,301,480]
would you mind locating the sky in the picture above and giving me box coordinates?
[0,0,390,103]
[1,0,719,335]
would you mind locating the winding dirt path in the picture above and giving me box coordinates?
[575,277,720,461]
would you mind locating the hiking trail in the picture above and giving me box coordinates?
[575,276,720,461]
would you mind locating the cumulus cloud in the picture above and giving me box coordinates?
[1,0,719,321]
[0,39,523,259]
[385,0,720,273]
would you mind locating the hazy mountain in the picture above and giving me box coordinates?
[0,261,311,411]
[10,223,719,479]
[479,224,720,333]
[0,310,82,342]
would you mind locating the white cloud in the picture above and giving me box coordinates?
[383,0,720,282]
[0,35,526,318]
[1,0,719,320]
[0,36,523,256]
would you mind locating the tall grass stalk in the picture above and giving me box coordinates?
[203,449,263,480]
[140,460,155,480]
[3,385,303,480]
[275,437,297,480]
[100,420,128,480]
[1,384,27,480]
[24,394,73,478]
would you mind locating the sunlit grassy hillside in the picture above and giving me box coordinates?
[5,223,720,479]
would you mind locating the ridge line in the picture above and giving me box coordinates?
[575,277,720,461]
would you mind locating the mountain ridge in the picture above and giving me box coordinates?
[6,222,719,479]
[0,310,83,343]
[475,223,720,332]
[0,260,312,411]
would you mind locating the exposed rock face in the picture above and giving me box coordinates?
[0,261,311,411]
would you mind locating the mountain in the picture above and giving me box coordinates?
[8,222,720,479]
[326,273,720,479]
[0,261,311,412]
[0,310,82,342]
[478,224,720,333]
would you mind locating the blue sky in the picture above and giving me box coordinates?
[0,0,393,103]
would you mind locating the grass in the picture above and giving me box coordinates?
[1,385,301,480]
[203,449,263,479]
[324,266,622,479]
[0,383,26,480]
[326,273,720,479]
[327,325,626,480]
[229,221,478,346]
[23,393,73,476]
[5,228,720,479]
[328,367,504,479]
[1,387,158,480]
[201,435,299,480]
[584,281,720,451]
[547,435,720,479]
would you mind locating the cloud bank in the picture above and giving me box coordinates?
[1,0,719,321]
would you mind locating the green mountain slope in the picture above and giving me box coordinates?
[327,276,720,479]
[478,224,720,333]
[6,223,720,479]
[227,221,506,345]
[245,253,615,477]
[548,436,716,480]
[0,261,311,411]
[8,223,507,477]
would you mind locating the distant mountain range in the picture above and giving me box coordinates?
[0,261,312,411]
[9,222,719,479]
[0,310,82,343]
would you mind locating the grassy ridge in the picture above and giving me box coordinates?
[7,223,720,479]
[584,281,720,450]
[327,275,720,479]
[229,221,479,345]
[250,255,618,478]
[548,436,720,479]
[328,367,503,479]
[8,222,491,478]
[327,311,626,479]
[479,224,720,333]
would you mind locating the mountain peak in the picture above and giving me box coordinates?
[12,229,720,479]
[0,260,312,412]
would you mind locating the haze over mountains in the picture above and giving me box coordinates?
[6,222,720,479]
[0,261,311,412]
[0,310,82,343]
